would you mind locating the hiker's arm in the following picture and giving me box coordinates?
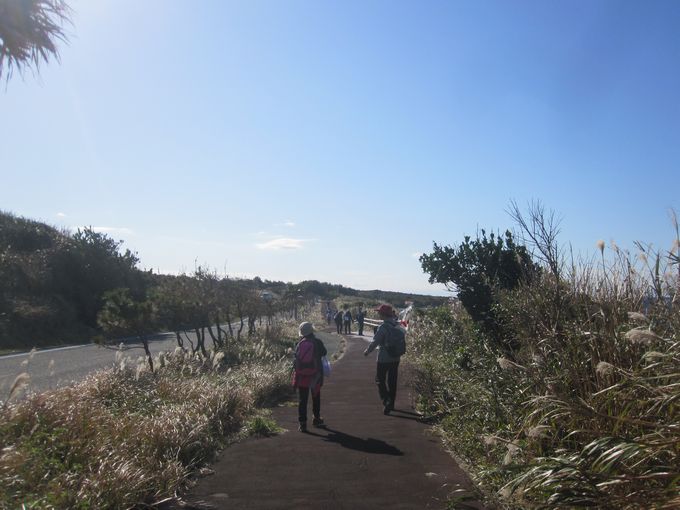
[364,326,385,356]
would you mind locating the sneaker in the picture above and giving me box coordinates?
[383,399,393,415]
[312,417,325,428]
[298,422,307,432]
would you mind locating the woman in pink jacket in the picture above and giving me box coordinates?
[292,322,328,432]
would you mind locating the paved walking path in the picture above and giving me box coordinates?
[177,334,486,509]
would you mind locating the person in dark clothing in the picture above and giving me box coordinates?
[333,310,343,334]
[356,308,366,336]
[363,304,403,415]
[343,309,353,334]
[292,322,327,432]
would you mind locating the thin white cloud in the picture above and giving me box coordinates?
[256,238,308,251]
[90,226,135,235]
[273,220,296,228]
[412,252,423,259]
[56,212,67,218]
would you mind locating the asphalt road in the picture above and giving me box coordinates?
[0,324,347,399]
[0,332,186,397]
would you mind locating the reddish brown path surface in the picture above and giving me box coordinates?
[177,335,486,510]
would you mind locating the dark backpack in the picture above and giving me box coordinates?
[382,323,406,357]
[294,338,318,376]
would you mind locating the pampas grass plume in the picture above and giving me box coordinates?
[625,328,661,345]
[212,351,225,369]
[527,425,550,439]
[497,357,514,370]
[627,311,648,323]
[7,372,31,403]
[19,348,35,368]
[482,434,498,446]
[503,442,520,465]
[596,361,615,377]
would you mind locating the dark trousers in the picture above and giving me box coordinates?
[375,361,400,405]
[298,387,321,423]
[335,322,342,333]
[343,322,351,334]
[357,321,364,336]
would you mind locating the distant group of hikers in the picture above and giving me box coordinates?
[292,304,406,432]
[326,307,367,336]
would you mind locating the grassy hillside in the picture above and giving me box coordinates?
[0,211,150,350]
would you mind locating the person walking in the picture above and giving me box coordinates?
[356,308,366,336]
[363,304,405,415]
[333,310,343,334]
[292,322,327,432]
[343,309,353,334]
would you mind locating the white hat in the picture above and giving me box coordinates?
[299,322,314,337]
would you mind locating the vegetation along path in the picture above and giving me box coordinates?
[174,334,485,509]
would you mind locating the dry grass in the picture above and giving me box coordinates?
[0,325,294,509]
[410,236,679,508]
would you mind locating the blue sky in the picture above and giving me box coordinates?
[2,0,679,295]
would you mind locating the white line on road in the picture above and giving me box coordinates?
[0,344,93,360]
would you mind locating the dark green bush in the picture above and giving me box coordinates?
[420,230,538,350]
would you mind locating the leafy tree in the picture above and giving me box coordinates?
[420,230,538,347]
[149,275,197,353]
[227,280,263,340]
[0,0,71,80]
[52,227,143,327]
[282,283,303,320]
[154,273,210,356]
[97,288,156,370]
[194,267,228,349]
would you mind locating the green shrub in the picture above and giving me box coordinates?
[411,237,679,508]
[420,230,538,350]
[245,413,283,437]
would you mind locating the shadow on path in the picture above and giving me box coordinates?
[387,411,423,422]
[305,427,404,456]
[173,336,488,510]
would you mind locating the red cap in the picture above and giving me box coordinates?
[375,304,394,316]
